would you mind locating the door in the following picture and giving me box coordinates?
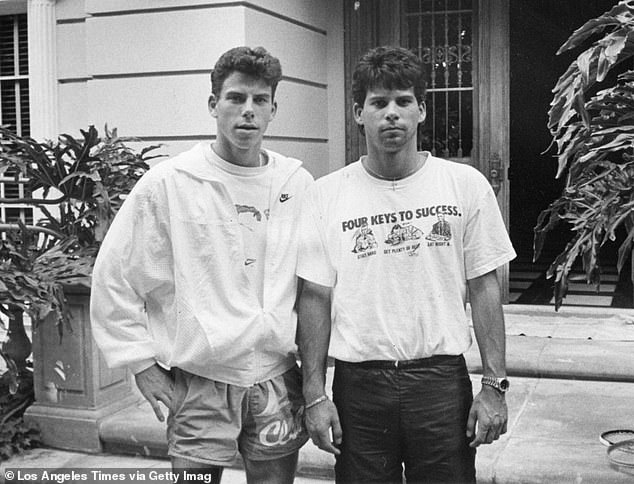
[344,0,511,301]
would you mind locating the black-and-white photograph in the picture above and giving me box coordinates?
[1,1,634,483]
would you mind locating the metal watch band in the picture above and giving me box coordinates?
[481,376,509,393]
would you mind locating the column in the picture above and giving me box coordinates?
[27,0,58,141]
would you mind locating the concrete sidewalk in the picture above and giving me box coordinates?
[3,374,634,483]
[3,304,634,483]
[0,449,327,484]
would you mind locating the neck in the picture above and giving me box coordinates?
[364,146,423,180]
[212,140,264,168]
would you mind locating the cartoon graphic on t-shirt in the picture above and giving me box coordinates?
[235,204,268,267]
[408,242,421,257]
[352,223,378,253]
[385,223,423,246]
[236,204,263,224]
[235,204,271,227]
[425,213,452,242]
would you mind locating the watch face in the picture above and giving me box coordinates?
[500,379,510,391]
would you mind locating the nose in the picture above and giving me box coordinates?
[242,97,255,118]
[385,101,399,120]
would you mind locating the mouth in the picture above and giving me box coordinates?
[382,127,403,135]
[236,125,259,131]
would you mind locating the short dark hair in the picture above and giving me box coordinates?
[352,46,426,105]
[211,46,283,99]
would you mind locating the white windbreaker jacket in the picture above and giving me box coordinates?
[90,143,313,386]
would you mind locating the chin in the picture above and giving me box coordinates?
[382,141,406,150]
[234,135,262,146]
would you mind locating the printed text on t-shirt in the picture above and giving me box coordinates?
[341,204,461,232]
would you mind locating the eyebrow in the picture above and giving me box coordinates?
[224,89,271,98]
[367,92,416,101]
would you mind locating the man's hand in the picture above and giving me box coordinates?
[466,386,507,447]
[134,364,174,422]
[304,399,342,455]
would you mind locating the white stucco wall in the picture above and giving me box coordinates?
[0,0,25,16]
[52,0,345,178]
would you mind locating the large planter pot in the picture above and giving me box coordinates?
[24,284,141,452]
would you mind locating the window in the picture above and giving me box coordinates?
[405,0,473,161]
[0,13,31,225]
[344,1,474,164]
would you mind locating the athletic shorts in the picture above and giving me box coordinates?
[167,365,309,466]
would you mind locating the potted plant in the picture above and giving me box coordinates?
[0,125,161,457]
[534,0,634,310]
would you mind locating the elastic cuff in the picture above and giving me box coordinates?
[129,359,157,375]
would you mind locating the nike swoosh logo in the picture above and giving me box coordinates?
[279,194,293,203]
[244,258,256,266]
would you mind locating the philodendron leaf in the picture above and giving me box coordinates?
[577,47,595,87]
[617,222,634,272]
[596,29,629,82]
[58,171,101,187]
[556,132,588,178]
[601,28,629,60]
[558,0,634,54]
[592,125,634,136]
[588,132,634,154]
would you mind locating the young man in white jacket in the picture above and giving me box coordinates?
[91,46,313,484]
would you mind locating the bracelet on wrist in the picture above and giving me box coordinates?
[305,395,329,410]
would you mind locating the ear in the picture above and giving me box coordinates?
[270,100,278,121]
[418,100,426,124]
[353,102,364,126]
[208,94,218,118]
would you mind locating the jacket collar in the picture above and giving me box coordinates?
[173,143,302,186]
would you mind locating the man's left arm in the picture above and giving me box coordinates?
[466,269,508,448]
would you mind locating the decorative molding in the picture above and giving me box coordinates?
[56,17,84,24]
[134,134,328,144]
[282,75,327,90]
[58,76,91,84]
[87,2,327,36]
[58,72,327,91]
[0,0,27,17]
[91,69,211,80]
[265,135,328,144]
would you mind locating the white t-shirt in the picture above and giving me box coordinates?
[297,154,516,362]
[206,145,273,305]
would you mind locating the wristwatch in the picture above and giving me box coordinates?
[481,376,510,393]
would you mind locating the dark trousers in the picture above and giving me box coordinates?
[333,355,476,484]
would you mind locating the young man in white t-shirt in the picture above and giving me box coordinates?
[297,46,516,483]
[91,47,312,484]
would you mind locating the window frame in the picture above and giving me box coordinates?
[0,11,31,226]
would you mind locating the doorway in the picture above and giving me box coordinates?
[508,0,633,308]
